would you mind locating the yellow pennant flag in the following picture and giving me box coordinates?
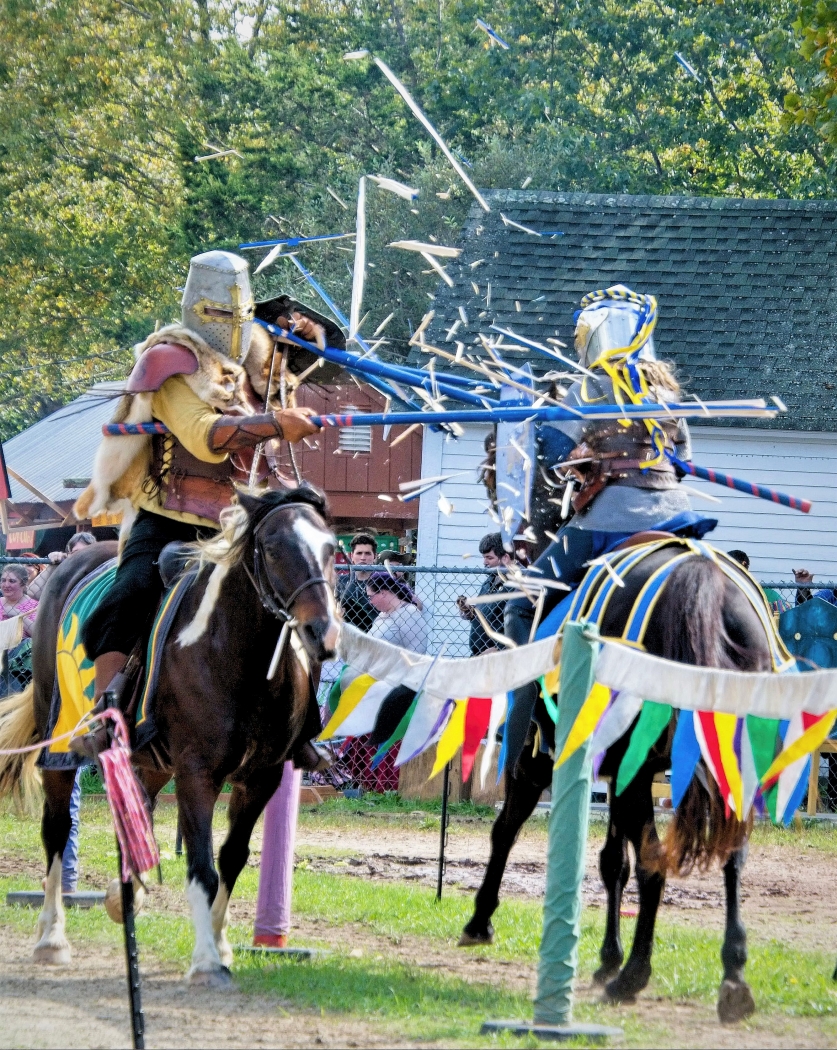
[760,711,837,789]
[542,665,560,697]
[430,699,468,780]
[555,682,612,768]
[714,712,743,818]
[320,674,377,739]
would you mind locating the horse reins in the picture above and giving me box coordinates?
[242,501,332,679]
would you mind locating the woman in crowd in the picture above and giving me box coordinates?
[0,564,38,636]
[27,532,98,602]
[365,572,428,654]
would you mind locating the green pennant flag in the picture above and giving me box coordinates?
[616,701,673,796]
[327,667,345,715]
[372,692,420,767]
[746,714,781,822]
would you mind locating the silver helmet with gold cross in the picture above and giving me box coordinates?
[181,250,255,362]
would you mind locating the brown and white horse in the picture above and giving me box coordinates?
[0,486,340,985]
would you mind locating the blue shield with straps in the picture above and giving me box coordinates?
[779,596,837,671]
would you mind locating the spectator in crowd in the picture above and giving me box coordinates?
[365,572,428,653]
[377,548,408,576]
[457,533,512,655]
[727,549,790,614]
[792,566,837,607]
[28,532,98,602]
[0,564,38,636]
[336,532,378,630]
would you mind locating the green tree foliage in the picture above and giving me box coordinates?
[1,0,833,439]
[786,1,837,143]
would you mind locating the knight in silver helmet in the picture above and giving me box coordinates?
[501,284,717,775]
[72,248,326,767]
[574,285,657,367]
[181,250,256,363]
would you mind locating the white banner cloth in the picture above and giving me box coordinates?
[595,643,835,719]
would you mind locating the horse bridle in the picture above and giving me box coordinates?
[244,502,331,624]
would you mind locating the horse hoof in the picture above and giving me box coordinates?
[33,943,71,965]
[188,965,233,990]
[458,930,493,947]
[717,979,755,1024]
[104,878,146,924]
[104,879,123,923]
[604,965,651,1004]
[593,963,622,986]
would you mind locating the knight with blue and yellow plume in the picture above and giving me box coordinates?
[503,284,718,772]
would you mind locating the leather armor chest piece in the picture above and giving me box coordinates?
[150,432,235,524]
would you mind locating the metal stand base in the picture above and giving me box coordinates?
[235,946,320,960]
[481,1020,623,1042]
[6,890,106,909]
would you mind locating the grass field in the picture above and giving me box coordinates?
[2,797,837,1048]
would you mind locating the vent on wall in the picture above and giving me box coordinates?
[337,407,372,453]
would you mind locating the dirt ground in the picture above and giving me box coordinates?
[292,815,837,953]
[2,812,837,1049]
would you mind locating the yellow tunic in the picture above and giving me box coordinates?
[133,374,228,529]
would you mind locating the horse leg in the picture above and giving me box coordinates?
[594,795,630,984]
[175,767,228,986]
[460,752,551,946]
[213,772,284,966]
[604,775,663,1003]
[717,844,755,1023]
[34,769,76,964]
[102,766,170,924]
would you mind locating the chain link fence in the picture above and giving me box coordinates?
[5,561,837,811]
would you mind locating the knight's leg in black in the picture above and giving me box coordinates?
[605,771,662,1002]
[214,769,285,966]
[461,747,553,945]
[34,769,77,963]
[75,510,205,758]
[595,787,630,984]
[717,844,755,1023]
[503,527,596,776]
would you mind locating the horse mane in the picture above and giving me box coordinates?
[196,485,330,569]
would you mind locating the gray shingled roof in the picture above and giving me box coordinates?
[418,190,837,432]
[4,384,121,506]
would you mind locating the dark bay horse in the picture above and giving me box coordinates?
[456,545,772,1023]
[0,486,339,985]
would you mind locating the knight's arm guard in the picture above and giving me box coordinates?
[209,414,283,453]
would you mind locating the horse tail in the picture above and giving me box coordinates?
[642,556,751,877]
[0,684,42,814]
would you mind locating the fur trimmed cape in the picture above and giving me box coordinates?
[74,325,253,527]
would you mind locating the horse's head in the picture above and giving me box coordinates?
[237,487,341,663]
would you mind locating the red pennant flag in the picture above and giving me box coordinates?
[0,443,10,501]
[461,697,492,782]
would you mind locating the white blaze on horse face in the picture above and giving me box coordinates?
[178,562,230,647]
[293,517,335,576]
[33,855,71,964]
[292,517,341,650]
[186,877,225,977]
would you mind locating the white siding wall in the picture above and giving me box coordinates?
[417,424,493,567]
[688,427,837,581]
[417,424,837,584]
